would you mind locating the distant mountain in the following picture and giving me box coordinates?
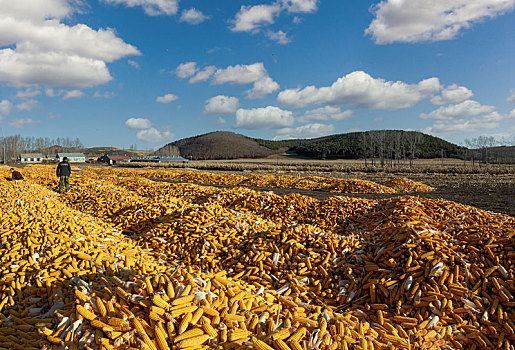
[154,130,465,160]
[153,131,283,160]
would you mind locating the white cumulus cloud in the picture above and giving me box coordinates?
[0,99,13,120]
[298,106,353,123]
[8,117,39,128]
[0,0,140,88]
[136,128,174,142]
[245,76,280,99]
[278,71,440,110]
[175,62,198,78]
[430,84,473,105]
[266,30,291,44]
[62,89,84,100]
[234,106,294,129]
[213,62,279,99]
[156,93,179,103]
[204,95,239,115]
[421,100,506,136]
[180,8,210,24]
[281,0,318,13]
[231,4,281,32]
[189,65,216,83]
[213,62,268,85]
[125,117,152,130]
[275,123,334,140]
[366,0,515,44]
[15,87,40,99]
[16,99,39,111]
[102,0,178,16]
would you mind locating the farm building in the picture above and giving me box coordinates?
[100,154,131,165]
[19,153,44,163]
[56,153,86,163]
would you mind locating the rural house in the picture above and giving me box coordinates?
[19,153,44,163]
[56,153,86,163]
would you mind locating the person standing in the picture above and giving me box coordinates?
[56,156,71,193]
[10,168,24,181]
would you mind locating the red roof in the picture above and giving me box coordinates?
[108,155,131,160]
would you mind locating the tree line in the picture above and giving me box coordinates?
[0,135,83,162]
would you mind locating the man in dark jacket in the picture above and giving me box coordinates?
[56,157,71,193]
[10,168,24,181]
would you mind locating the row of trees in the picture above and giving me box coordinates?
[0,135,83,162]
[463,136,515,165]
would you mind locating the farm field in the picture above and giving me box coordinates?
[0,165,514,349]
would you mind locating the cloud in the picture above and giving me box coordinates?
[217,117,227,124]
[280,0,318,13]
[175,62,198,78]
[213,62,268,85]
[266,30,291,44]
[16,99,39,111]
[507,90,515,104]
[366,0,515,44]
[180,8,210,24]
[278,71,441,109]
[125,117,152,130]
[189,65,216,83]
[421,100,496,120]
[156,93,179,103]
[15,88,40,99]
[245,76,280,99]
[431,84,473,105]
[102,0,178,16]
[275,123,334,140]
[298,106,353,123]
[128,59,140,69]
[0,99,13,119]
[234,106,294,129]
[420,100,505,136]
[177,62,279,98]
[204,95,239,115]
[93,91,116,98]
[136,128,174,142]
[213,62,279,99]
[230,4,281,32]
[0,0,140,88]
[62,89,84,100]
[8,117,39,128]
[45,88,55,97]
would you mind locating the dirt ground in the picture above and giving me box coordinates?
[152,172,515,217]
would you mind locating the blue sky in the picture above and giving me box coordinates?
[0,0,514,149]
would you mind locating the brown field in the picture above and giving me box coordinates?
[120,158,515,217]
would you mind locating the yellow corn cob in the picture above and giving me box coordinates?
[252,337,274,350]
[176,334,210,348]
[174,328,205,343]
[178,312,193,334]
[154,324,170,350]
[153,294,170,310]
[76,304,97,321]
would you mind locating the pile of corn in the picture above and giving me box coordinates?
[379,178,434,193]
[88,167,434,194]
[0,165,513,350]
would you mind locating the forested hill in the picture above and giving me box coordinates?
[153,131,281,160]
[256,130,464,159]
[154,130,464,160]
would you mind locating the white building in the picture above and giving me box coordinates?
[56,153,86,163]
[19,153,44,163]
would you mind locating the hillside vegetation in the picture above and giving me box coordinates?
[153,131,281,160]
[155,130,465,161]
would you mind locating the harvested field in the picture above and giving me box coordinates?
[0,165,514,350]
